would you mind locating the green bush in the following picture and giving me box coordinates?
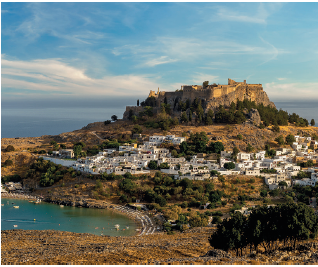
[5,145,15,152]
[4,159,13,166]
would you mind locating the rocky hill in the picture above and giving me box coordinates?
[123,78,275,120]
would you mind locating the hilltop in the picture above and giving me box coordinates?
[123,78,275,120]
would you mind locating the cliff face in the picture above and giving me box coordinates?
[123,79,276,119]
[205,84,276,110]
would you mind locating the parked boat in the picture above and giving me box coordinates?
[13,225,18,227]
[114,224,120,230]
[1,204,4,206]
[13,206,19,209]
[60,205,64,207]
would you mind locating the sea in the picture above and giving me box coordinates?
[1,106,125,138]
[1,198,138,236]
[1,100,317,138]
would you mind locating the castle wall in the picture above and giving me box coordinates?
[123,106,144,120]
[123,79,275,120]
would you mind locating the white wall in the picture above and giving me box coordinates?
[42,156,75,167]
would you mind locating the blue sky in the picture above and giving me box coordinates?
[2,2,318,103]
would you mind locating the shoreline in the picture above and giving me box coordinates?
[1,192,39,201]
[1,193,156,236]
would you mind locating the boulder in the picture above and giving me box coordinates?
[247,108,261,126]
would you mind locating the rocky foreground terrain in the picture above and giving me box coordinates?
[2,228,318,265]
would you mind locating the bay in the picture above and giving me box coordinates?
[1,198,138,236]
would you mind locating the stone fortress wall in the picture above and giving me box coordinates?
[123,78,275,119]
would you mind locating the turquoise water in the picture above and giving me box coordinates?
[1,198,137,236]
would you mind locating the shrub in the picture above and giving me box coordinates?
[148,160,158,170]
[224,162,235,170]
[272,125,280,132]
[132,125,143,134]
[260,190,268,197]
[4,159,13,166]
[5,145,15,152]
[212,216,222,224]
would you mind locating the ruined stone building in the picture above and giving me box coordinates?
[123,78,275,120]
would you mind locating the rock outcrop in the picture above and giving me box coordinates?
[247,108,262,126]
[123,78,276,120]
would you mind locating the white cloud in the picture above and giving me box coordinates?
[191,73,219,84]
[112,36,287,69]
[214,3,283,24]
[141,56,178,67]
[277,78,286,81]
[264,82,318,100]
[1,56,160,97]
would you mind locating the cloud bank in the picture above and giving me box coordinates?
[1,55,161,98]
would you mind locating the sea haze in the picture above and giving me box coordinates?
[1,97,136,138]
[275,101,318,128]
[1,99,317,139]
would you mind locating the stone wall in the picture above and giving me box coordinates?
[123,106,144,120]
[123,79,276,119]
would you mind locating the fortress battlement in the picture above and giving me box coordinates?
[124,78,275,120]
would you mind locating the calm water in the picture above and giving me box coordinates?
[1,198,138,236]
[1,107,124,138]
[275,101,318,126]
[1,100,317,138]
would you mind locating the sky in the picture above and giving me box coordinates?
[2,2,318,105]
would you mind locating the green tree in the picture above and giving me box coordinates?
[203,81,209,88]
[209,212,247,256]
[4,159,13,166]
[272,125,280,132]
[233,146,239,158]
[148,160,158,170]
[171,149,178,157]
[224,162,235,170]
[159,162,169,169]
[285,134,295,145]
[180,141,188,154]
[246,143,254,153]
[73,145,82,159]
[208,141,224,154]
[5,145,15,152]
[111,115,118,121]
[206,109,214,122]
[260,190,267,197]
[275,135,285,145]
[60,144,66,149]
[132,125,143,134]
[237,134,243,140]
[180,112,188,123]
[310,119,315,126]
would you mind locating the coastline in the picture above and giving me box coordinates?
[1,192,38,201]
[1,192,155,236]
